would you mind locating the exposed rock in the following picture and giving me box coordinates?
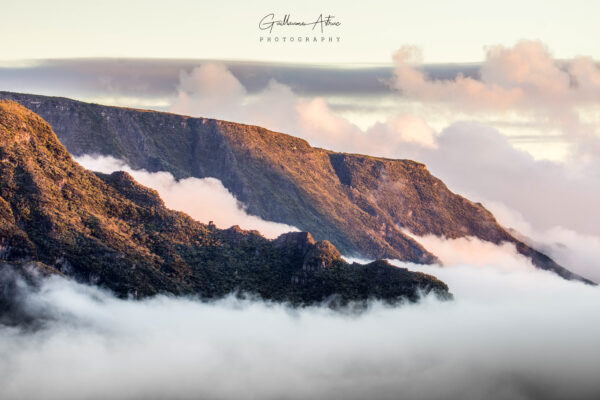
[303,240,343,270]
[274,231,316,257]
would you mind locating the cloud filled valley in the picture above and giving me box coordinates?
[75,155,298,239]
[1,239,599,400]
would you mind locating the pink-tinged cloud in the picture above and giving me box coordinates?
[392,40,600,111]
[392,45,521,110]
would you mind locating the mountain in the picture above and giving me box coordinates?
[0,100,451,305]
[0,91,590,283]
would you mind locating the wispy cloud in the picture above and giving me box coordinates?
[75,155,297,239]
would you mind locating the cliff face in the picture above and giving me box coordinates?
[0,100,450,304]
[0,91,589,282]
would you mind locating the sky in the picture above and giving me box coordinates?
[1,0,599,64]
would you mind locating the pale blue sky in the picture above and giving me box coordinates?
[1,0,598,63]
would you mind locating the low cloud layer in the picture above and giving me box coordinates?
[0,58,480,100]
[407,233,537,273]
[482,201,600,284]
[419,122,600,235]
[75,155,297,239]
[1,236,599,400]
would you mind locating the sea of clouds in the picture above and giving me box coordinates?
[1,236,599,400]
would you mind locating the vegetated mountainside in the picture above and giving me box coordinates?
[0,91,590,283]
[0,100,451,305]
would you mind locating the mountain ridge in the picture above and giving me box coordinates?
[0,91,591,283]
[0,100,451,305]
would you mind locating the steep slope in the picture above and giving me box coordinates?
[0,91,589,282]
[0,100,450,304]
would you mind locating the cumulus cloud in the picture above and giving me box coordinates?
[392,40,600,110]
[392,40,600,162]
[75,155,297,239]
[393,45,521,110]
[384,122,600,283]
[171,63,247,121]
[296,99,437,151]
[414,122,600,237]
[1,241,600,400]
[168,63,439,156]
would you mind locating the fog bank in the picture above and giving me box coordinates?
[1,246,599,400]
